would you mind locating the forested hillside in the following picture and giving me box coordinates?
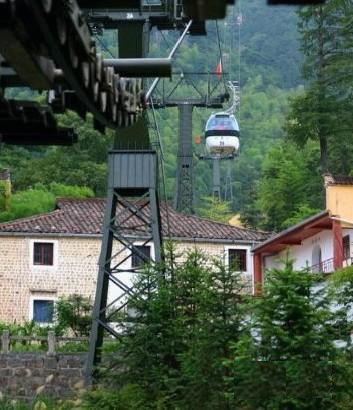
[2,0,351,232]
[148,0,302,223]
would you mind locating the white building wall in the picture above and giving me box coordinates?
[264,230,334,273]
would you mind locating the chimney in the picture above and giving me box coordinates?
[323,172,334,188]
[0,169,11,211]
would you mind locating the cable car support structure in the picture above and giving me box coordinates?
[0,0,327,386]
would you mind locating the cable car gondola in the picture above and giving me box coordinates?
[205,112,240,157]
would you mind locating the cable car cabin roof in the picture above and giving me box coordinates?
[205,112,239,133]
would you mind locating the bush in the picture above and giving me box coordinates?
[48,182,94,199]
[55,295,92,337]
[0,183,94,223]
[82,385,148,410]
[96,250,246,409]
[0,320,61,352]
[224,260,352,409]
[0,189,55,222]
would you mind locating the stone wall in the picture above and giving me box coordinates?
[0,235,253,324]
[0,352,86,400]
[0,235,101,323]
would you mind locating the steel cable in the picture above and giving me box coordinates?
[150,98,172,242]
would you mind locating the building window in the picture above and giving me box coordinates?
[311,245,322,273]
[33,300,54,323]
[33,242,54,266]
[343,235,350,260]
[131,245,151,268]
[228,249,247,272]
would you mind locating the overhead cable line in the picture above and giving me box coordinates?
[150,98,165,162]
[150,97,171,241]
[237,0,242,115]
[146,20,193,100]
[160,30,171,49]
[215,20,227,94]
[94,35,116,59]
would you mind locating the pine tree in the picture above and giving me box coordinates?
[101,250,246,409]
[286,0,353,173]
[225,260,352,409]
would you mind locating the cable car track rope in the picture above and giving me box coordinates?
[215,20,227,95]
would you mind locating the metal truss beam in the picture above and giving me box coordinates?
[212,157,221,200]
[86,150,163,384]
[224,160,234,202]
[174,104,194,213]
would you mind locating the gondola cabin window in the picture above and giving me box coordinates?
[228,248,247,272]
[131,245,151,268]
[33,242,54,265]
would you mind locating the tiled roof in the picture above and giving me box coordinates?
[0,198,269,242]
[324,174,353,186]
[331,175,353,185]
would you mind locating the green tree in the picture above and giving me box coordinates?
[101,250,246,409]
[256,140,322,231]
[197,196,233,223]
[225,260,352,409]
[0,183,94,222]
[329,266,353,349]
[286,0,353,173]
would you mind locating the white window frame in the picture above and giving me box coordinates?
[29,239,58,271]
[224,245,252,276]
[129,241,155,269]
[29,295,57,325]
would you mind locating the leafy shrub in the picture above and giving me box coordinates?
[0,189,55,222]
[0,184,94,223]
[48,182,94,199]
[57,341,88,353]
[55,295,92,337]
[97,250,246,409]
[82,385,148,410]
[0,320,62,352]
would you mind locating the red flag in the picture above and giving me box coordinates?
[216,59,222,79]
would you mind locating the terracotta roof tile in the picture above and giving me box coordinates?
[325,174,353,186]
[0,198,269,242]
[331,175,353,185]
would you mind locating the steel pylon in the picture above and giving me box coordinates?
[85,150,163,384]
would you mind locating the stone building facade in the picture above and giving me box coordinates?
[0,198,268,324]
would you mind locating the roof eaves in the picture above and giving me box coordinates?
[168,236,263,244]
[168,211,269,237]
[167,212,270,241]
[0,231,263,244]
[0,232,102,238]
[0,208,63,228]
[252,210,330,253]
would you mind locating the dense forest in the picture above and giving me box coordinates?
[1,0,353,233]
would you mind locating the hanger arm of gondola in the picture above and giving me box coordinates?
[146,20,193,100]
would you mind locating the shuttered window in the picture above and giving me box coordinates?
[33,243,54,265]
[228,249,247,272]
